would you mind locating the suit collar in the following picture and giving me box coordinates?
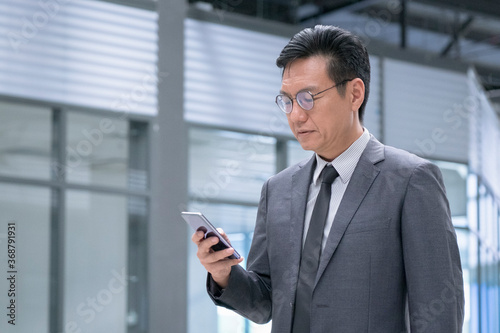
[312,128,371,185]
[315,135,385,285]
[289,154,316,288]
[363,134,385,166]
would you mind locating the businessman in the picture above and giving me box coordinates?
[192,25,464,332]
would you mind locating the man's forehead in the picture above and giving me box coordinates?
[280,57,330,89]
[283,56,329,72]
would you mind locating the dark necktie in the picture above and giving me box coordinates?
[292,165,339,333]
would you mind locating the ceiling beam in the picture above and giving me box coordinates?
[400,0,408,49]
[99,0,156,11]
[298,0,381,23]
[417,0,500,19]
[440,15,474,57]
[356,2,497,48]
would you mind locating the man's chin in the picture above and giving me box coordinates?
[297,141,314,152]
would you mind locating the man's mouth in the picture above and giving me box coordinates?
[297,129,314,135]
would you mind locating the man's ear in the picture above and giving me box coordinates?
[350,78,365,111]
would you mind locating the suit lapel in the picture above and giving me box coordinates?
[315,136,385,285]
[289,155,316,286]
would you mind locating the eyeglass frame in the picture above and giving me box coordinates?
[275,78,353,114]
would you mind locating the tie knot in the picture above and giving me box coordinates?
[321,165,338,185]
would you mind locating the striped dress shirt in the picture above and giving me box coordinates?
[302,128,371,250]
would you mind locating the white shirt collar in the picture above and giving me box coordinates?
[312,128,370,185]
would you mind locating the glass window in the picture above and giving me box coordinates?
[200,203,259,236]
[479,245,489,332]
[471,180,500,333]
[187,202,262,333]
[0,102,51,180]
[498,209,500,253]
[127,196,149,333]
[456,229,471,333]
[249,320,273,333]
[128,121,149,191]
[491,200,498,252]
[468,230,479,333]
[218,306,273,333]
[66,112,129,188]
[434,161,467,224]
[287,140,313,167]
[0,102,149,333]
[487,248,499,333]
[217,307,246,333]
[63,190,128,333]
[188,127,277,333]
[467,174,479,232]
[189,128,276,205]
[188,228,218,333]
[0,183,51,333]
[478,188,491,244]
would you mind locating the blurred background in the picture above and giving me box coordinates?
[0,0,499,332]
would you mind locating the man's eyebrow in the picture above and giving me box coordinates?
[279,85,318,95]
[299,85,318,92]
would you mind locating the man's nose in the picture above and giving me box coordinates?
[288,103,308,123]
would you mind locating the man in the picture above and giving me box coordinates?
[192,25,464,332]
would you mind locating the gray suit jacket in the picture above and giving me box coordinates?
[208,135,464,333]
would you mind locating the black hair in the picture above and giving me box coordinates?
[276,25,370,122]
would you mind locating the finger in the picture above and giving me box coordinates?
[224,255,244,267]
[213,247,238,261]
[197,236,220,259]
[201,246,238,264]
[217,255,244,267]
[204,256,244,284]
[216,228,231,244]
[191,230,205,244]
[204,252,244,273]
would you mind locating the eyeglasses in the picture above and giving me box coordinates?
[275,79,352,114]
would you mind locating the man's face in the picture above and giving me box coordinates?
[280,56,361,161]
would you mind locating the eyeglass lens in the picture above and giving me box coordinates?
[277,91,314,113]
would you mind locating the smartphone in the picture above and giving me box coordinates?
[181,212,241,259]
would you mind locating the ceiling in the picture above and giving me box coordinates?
[190,0,500,107]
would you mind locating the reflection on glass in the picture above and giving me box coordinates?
[64,190,128,333]
[0,102,51,179]
[0,183,50,333]
[66,112,129,188]
[189,128,276,204]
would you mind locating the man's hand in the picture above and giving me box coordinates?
[191,228,244,289]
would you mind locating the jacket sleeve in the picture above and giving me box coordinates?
[402,161,464,332]
[206,179,273,324]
